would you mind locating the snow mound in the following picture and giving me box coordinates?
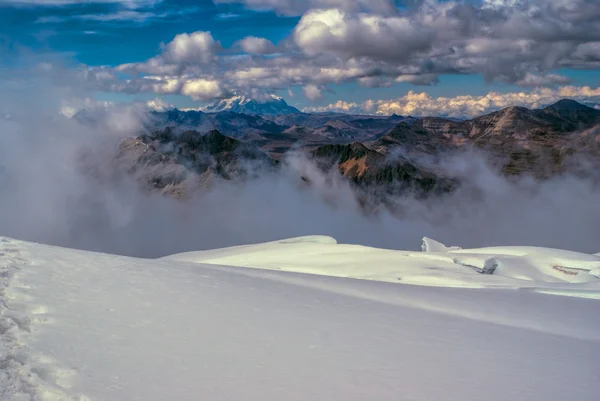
[422,237,462,252]
[166,236,600,298]
[275,235,338,245]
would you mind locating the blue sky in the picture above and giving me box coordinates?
[1,0,599,116]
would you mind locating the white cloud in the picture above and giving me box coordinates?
[162,31,221,65]
[365,86,600,118]
[103,1,600,100]
[237,36,277,55]
[293,9,431,61]
[59,97,114,118]
[289,1,600,85]
[303,100,359,113]
[146,97,173,112]
[303,84,323,101]
[180,78,224,100]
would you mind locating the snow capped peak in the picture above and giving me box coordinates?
[205,93,300,115]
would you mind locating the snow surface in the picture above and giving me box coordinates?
[1,235,600,400]
[166,236,600,298]
[204,94,297,114]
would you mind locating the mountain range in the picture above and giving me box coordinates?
[109,98,600,208]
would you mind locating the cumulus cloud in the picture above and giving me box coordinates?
[180,78,225,100]
[290,1,600,85]
[302,100,360,113]
[303,84,323,101]
[365,86,600,118]
[237,36,277,55]
[293,8,432,62]
[161,31,221,65]
[95,1,600,101]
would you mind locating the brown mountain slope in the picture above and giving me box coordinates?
[368,100,600,178]
[311,143,456,197]
[116,129,278,197]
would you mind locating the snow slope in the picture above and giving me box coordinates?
[1,236,600,400]
[204,94,301,115]
[166,236,600,298]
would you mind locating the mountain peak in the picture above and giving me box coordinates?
[542,98,600,126]
[205,94,300,115]
[545,99,592,112]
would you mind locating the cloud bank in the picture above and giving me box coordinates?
[303,86,600,118]
[51,0,598,106]
[1,71,600,258]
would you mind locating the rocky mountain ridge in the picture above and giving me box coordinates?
[112,99,600,207]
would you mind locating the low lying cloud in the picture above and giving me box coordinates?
[2,73,600,259]
[363,86,600,118]
[303,100,360,114]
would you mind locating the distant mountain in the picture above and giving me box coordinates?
[367,99,600,177]
[311,143,455,199]
[542,99,600,128]
[149,109,283,137]
[116,129,278,198]
[106,98,600,215]
[205,95,301,115]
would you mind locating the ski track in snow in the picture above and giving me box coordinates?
[0,238,89,401]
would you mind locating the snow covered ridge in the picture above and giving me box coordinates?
[165,235,600,297]
[204,94,301,114]
[1,236,600,400]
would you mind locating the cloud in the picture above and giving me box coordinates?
[237,36,277,55]
[293,8,432,62]
[113,31,223,85]
[59,97,114,118]
[146,97,173,111]
[3,65,600,260]
[161,31,222,65]
[212,0,396,16]
[365,86,600,118]
[302,100,359,113]
[180,78,224,100]
[215,12,241,20]
[395,74,440,86]
[514,73,571,87]
[89,1,600,101]
[37,10,155,23]
[303,84,323,101]
[290,1,600,85]
[0,0,161,6]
